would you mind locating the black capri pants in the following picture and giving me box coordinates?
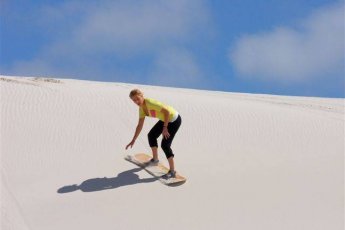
[148,115,182,159]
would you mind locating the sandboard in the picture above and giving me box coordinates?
[124,153,186,186]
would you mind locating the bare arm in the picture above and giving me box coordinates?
[160,108,170,127]
[132,117,145,141]
[160,108,171,139]
[126,117,145,150]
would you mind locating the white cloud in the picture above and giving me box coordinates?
[148,48,204,88]
[6,0,211,82]
[35,0,210,57]
[230,2,345,84]
[73,0,210,55]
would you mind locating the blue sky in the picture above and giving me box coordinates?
[1,0,344,98]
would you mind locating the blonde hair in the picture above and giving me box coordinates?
[129,89,144,98]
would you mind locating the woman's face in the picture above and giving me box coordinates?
[131,95,144,106]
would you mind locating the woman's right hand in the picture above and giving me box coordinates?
[126,140,135,150]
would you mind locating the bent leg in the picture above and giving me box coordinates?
[161,115,182,171]
[148,120,164,160]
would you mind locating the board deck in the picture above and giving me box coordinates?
[125,153,186,186]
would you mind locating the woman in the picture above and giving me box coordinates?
[125,89,182,179]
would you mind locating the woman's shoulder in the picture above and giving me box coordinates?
[145,97,154,102]
[146,98,161,104]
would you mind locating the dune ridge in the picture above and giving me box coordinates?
[1,75,344,230]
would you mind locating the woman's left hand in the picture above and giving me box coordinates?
[162,127,170,139]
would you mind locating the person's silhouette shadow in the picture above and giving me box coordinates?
[57,167,157,193]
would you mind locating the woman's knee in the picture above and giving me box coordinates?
[147,131,153,140]
[161,141,170,151]
[148,132,158,147]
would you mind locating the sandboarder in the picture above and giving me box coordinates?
[125,89,182,179]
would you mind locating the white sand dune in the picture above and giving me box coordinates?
[1,75,344,230]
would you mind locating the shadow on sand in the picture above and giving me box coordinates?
[57,167,157,193]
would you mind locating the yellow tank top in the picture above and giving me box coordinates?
[139,98,178,122]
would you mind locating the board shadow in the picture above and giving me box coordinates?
[57,167,157,193]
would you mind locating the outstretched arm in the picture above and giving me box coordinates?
[126,117,145,150]
[133,117,145,141]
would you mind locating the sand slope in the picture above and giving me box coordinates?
[1,76,344,230]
